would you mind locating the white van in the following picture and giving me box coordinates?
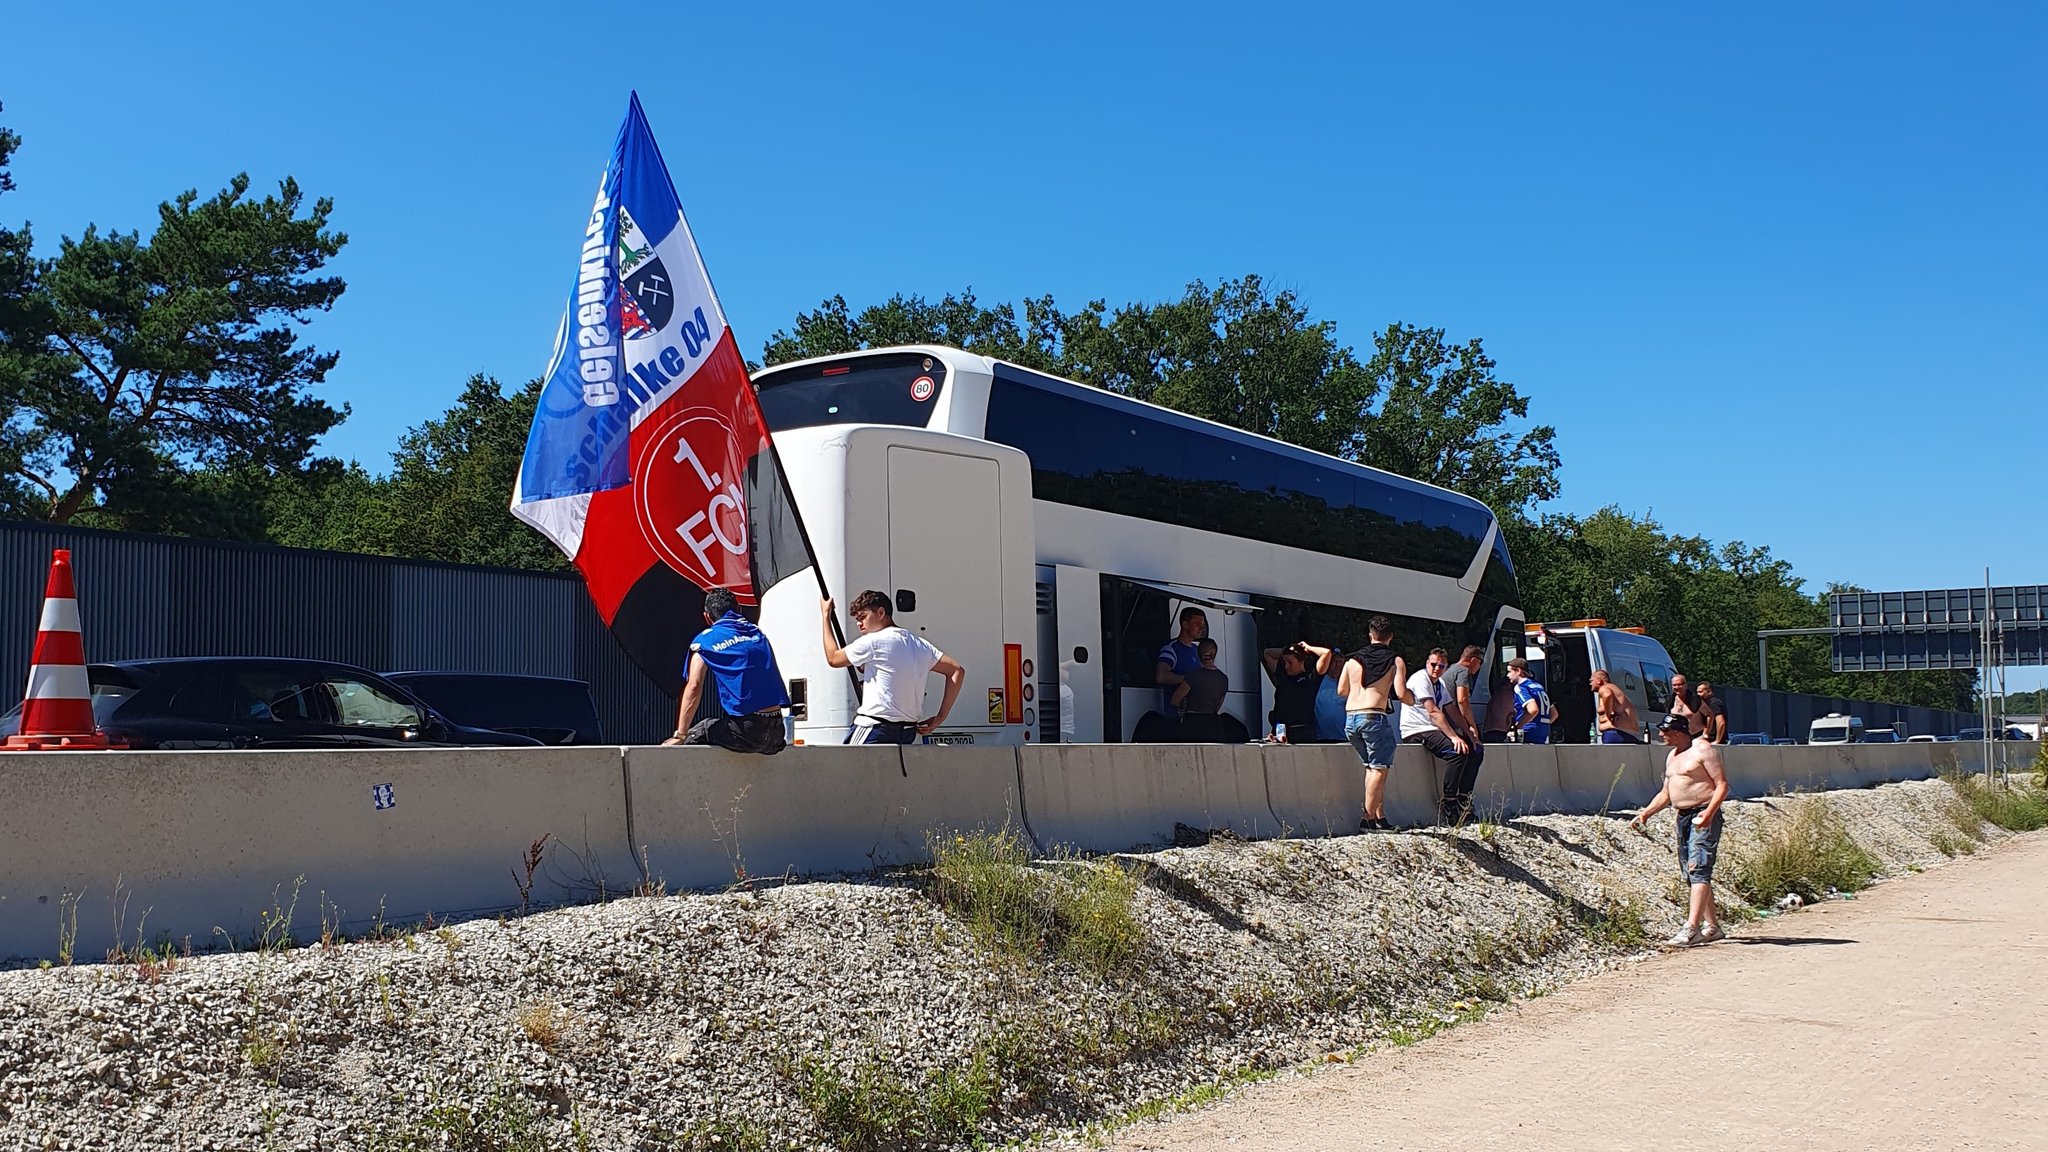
[1810,713,1865,744]
[1511,620,1680,744]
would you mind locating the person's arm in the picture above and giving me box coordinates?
[1594,687,1611,724]
[1697,744,1729,823]
[918,652,966,735]
[664,656,709,745]
[1302,643,1334,677]
[1394,658,1415,705]
[1336,659,1356,700]
[1170,681,1190,707]
[1710,709,1728,744]
[1520,689,1540,727]
[1156,655,1185,689]
[1260,647,1284,677]
[1427,694,1469,753]
[1630,780,1671,829]
[820,599,852,669]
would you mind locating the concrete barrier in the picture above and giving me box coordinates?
[1261,744,1363,838]
[1381,745,1447,829]
[1554,744,1659,815]
[1719,745,1792,799]
[0,746,633,964]
[625,744,1022,890]
[1019,743,1280,853]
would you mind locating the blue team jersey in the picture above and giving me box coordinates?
[686,612,790,716]
[1513,678,1551,744]
[1157,639,1201,717]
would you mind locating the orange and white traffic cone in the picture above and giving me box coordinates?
[5,548,121,750]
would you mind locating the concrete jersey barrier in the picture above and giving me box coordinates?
[1018,743,1280,853]
[0,746,633,964]
[623,744,1023,890]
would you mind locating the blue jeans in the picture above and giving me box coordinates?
[1677,806,1723,884]
[1345,711,1397,770]
[1600,729,1641,744]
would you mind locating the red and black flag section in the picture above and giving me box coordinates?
[511,93,814,696]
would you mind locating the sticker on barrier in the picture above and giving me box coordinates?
[371,782,396,811]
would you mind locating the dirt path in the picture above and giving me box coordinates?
[1112,832,2048,1152]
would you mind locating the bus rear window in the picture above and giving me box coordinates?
[754,353,947,432]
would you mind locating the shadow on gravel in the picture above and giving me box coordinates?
[1138,864,1277,942]
[1502,820,1603,861]
[1728,937,1856,947]
[1421,832,1603,923]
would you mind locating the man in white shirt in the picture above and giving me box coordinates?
[1399,648,1475,825]
[821,591,967,745]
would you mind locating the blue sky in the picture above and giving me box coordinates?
[5,3,2043,663]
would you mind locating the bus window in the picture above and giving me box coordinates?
[754,352,947,432]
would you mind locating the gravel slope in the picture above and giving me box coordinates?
[0,778,2003,1150]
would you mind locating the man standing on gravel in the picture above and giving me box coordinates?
[1339,616,1411,831]
[1630,713,1730,946]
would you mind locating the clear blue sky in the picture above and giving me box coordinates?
[6,2,2044,669]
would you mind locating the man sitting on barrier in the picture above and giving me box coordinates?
[1400,648,1476,825]
[1630,713,1730,947]
[666,589,790,754]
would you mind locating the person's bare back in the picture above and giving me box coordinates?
[1339,649,1405,711]
[1663,738,1725,810]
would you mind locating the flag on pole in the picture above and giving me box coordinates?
[513,93,812,696]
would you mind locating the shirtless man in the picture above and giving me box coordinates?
[1591,669,1642,744]
[1630,713,1731,946]
[1338,615,1413,831]
[1667,673,1705,738]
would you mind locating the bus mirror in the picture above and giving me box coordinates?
[895,589,917,614]
[1073,646,1089,664]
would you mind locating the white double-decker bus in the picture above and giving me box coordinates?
[749,346,1527,746]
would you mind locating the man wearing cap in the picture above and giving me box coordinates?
[1630,713,1731,947]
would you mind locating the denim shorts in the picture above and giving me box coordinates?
[1345,711,1397,770]
[1676,805,1723,884]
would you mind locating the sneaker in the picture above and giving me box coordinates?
[1357,816,1390,833]
[1698,923,1725,944]
[1664,926,1702,948]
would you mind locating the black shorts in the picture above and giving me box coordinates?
[684,712,786,755]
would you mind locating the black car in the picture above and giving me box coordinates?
[0,658,541,750]
[382,671,605,746]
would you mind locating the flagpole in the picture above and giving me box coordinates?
[623,94,859,686]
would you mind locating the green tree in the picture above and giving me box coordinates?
[0,102,53,516]
[7,172,347,530]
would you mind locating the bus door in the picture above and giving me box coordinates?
[886,445,1006,740]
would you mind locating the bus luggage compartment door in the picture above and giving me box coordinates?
[886,446,1006,736]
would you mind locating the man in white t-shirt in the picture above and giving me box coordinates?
[1399,648,1475,825]
[821,590,967,745]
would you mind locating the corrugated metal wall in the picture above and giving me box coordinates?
[1717,685,1975,741]
[0,521,675,744]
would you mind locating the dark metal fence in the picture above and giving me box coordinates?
[1717,684,1976,742]
[0,521,675,743]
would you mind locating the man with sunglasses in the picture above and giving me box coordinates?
[1400,648,1476,825]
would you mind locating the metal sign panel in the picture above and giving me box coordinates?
[1830,586,2048,671]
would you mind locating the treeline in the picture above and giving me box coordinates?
[0,107,1972,710]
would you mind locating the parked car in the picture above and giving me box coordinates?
[1809,713,1865,744]
[0,658,542,750]
[1906,734,1939,743]
[1770,737,1799,746]
[383,672,604,746]
[1862,728,1902,744]
[1726,732,1769,745]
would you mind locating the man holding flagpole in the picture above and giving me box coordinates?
[511,93,826,722]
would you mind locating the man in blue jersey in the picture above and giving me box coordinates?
[1155,606,1209,718]
[1507,657,1556,744]
[665,588,790,754]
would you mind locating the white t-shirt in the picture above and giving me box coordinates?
[1399,669,1448,739]
[843,626,943,723]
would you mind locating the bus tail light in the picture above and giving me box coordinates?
[1003,644,1024,724]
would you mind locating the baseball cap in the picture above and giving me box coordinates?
[1657,713,1691,733]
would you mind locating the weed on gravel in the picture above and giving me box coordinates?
[1731,798,1881,905]
[1945,773,2048,833]
[926,827,1145,976]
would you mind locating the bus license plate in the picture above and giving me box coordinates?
[922,733,975,746]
